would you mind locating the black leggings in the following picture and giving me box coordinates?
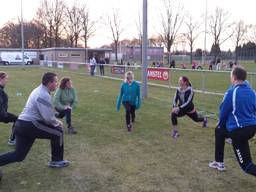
[171,109,204,126]
[55,108,72,127]
[0,112,18,141]
[0,119,64,166]
[215,126,256,176]
[123,102,135,125]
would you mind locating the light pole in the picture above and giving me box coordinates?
[141,0,148,99]
[202,0,208,66]
[21,0,25,65]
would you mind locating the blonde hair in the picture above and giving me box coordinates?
[124,71,134,82]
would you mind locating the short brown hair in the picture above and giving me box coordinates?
[59,77,71,89]
[42,72,57,86]
[0,72,7,80]
[232,66,247,81]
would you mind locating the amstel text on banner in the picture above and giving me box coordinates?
[147,68,169,81]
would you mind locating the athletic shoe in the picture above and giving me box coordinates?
[202,117,208,128]
[225,138,232,144]
[209,161,226,171]
[7,139,16,146]
[171,130,179,139]
[127,124,132,132]
[48,160,70,168]
[0,169,3,182]
[67,126,77,134]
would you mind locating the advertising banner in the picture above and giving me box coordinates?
[111,66,125,74]
[147,68,169,81]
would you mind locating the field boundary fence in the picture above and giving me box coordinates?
[39,60,256,119]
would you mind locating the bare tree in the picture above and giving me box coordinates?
[208,7,233,62]
[0,19,46,49]
[184,15,201,65]
[159,0,184,64]
[35,0,66,47]
[149,35,164,47]
[247,24,256,44]
[106,9,123,63]
[231,20,247,63]
[0,21,20,48]
[64,2,83,47]
[80,6,96,48]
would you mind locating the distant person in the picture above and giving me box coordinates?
[192,61,197,69]
[181,63,187,69]
[0,72,69,181]
[116,71,141,132]
[152,62,156,67]
[53,77,78,134]
[98,58,105,76]
[229,61,234,69]
[171,76,208,138]
[89,56,97,76]
[209,67,256,176]
[0,72,18,146]
[127,61,131,70]
[216,58,221,70]
[209,60,214,70]
[170,60,176,68]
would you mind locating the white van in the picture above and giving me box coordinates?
[0,52,33,65]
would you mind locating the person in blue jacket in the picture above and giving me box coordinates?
[116,71,141,132]
[209,67,256,176]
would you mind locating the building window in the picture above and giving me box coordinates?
[71,53,81,57]
[58,53,68,58]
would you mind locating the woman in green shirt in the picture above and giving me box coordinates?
[53,77,78,134]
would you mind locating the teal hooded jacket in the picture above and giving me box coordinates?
[116,81,141,111]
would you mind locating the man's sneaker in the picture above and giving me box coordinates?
[0,169,3,182]
[67,127,77,134]
[202,117,208,128]
[7,139,16,146]
[209,161,226,171]
[225,138,232,144]
[171,130,179,139]
[48,160,70,168]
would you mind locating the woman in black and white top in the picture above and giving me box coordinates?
[171,76,207,138]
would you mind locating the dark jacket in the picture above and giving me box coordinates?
[172,86,194,112]
[0,85,9,118]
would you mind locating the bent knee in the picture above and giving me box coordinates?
[15,153,27,162]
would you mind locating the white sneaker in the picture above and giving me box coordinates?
[225,138,232,144]
[209,161,226,171]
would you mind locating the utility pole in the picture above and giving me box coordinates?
[202,0,208,66]
[21,0,25,65]
[141,0,148,99]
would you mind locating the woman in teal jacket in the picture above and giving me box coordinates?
[116,71,141,132]
[53,77,78,134]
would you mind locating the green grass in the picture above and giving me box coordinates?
[0,67,255,192]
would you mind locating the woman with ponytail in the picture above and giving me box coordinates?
[171,76,207,138]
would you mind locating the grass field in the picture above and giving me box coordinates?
[0,66,255,192]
